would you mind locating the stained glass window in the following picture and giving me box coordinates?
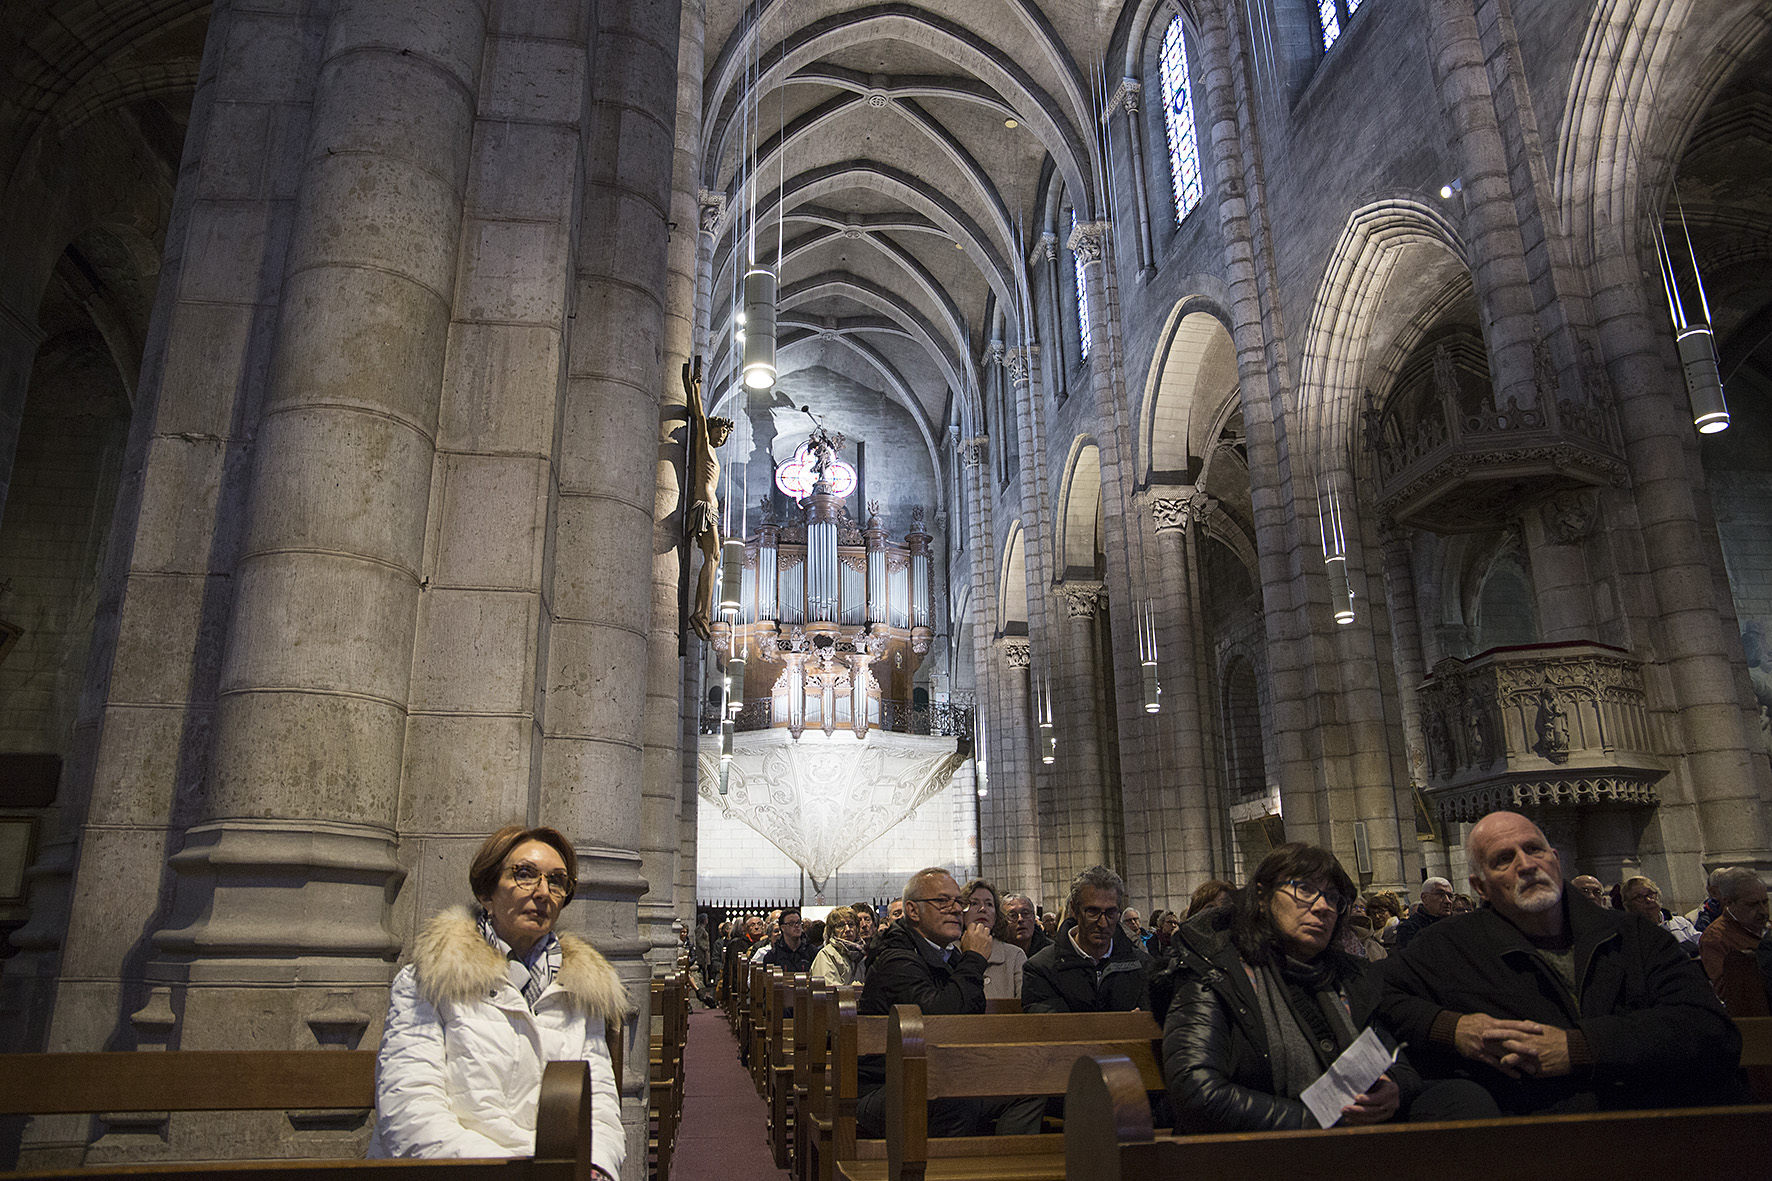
[1318,0,1341,49]
[1072,210,1091,361]
[1159,17,1202,224]
[1319,0,1365,51]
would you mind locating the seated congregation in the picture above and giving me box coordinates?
[708,809,1771,1181]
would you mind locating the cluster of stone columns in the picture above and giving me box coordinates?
[1,0,693,1166]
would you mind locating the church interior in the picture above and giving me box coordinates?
[0,0,1769,1167]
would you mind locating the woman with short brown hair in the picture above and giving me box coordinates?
[371,825,629,1178]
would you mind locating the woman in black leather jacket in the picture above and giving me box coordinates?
[1156,843,1424,1133]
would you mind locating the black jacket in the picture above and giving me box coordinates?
[1377,893,1743,1113]
[1159,907,1420,1133]
[761,937,817,974]
[1023,923,1152,1013]
[1391,904,1443,950]
[856,918,987,1090]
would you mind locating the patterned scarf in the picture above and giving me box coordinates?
[477,908,562,1009]
[1248,956,1357,1111]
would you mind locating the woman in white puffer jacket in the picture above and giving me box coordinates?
[370,825,631,1180]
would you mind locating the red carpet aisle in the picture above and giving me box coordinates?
[669,1005,792,1180]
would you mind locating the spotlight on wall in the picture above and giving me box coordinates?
[1438,178,1463,199]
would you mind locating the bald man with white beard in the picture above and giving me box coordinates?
[1378,811,1743,1114]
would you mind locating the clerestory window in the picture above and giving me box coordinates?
[1159,17,1203,224]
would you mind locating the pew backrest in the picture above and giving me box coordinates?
[1064,1052,1772,1181]
[883,1007,1163,1180]
[0,1055,597,1180]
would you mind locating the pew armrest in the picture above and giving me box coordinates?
[1064,1054,1153,1181]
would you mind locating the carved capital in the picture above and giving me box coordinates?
[697,190,727,235]
[1107,77,1141,116]
[985,339,1006,366]
[1540,490,1597,546]
[1060,581,1106,619]
[1037,232,1058,264]
[1151,497,1189,532]
[959,436,989,466]
[1000,638,1031,668]
[1067,220,1108,264]
[1150,489,1217,533]
[1005,345,1039,387]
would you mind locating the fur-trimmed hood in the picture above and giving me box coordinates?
[412,905,633,1021]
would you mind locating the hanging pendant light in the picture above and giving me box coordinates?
[1035,673,1057,765]
[1677,328,1728,434]
[743,267,777,389]
[1137,602,1161,714]
[1319,477,1355,625]
[725,651,747,717]
[719,538,745,621]
[1655,213,1729,435]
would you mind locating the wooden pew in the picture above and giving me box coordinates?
[1062,1052,1772,1181]
[834,1006,1164,1181]
[791,976,829,1181]
[649,969,691,1181]
[766,970,802,1169]
[747,964,773,1097]
[0,1053,598,1180]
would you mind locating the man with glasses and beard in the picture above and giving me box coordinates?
[1379,811,1742,1114]
[855,867,1044,1138]
[1023,865,1152,1014]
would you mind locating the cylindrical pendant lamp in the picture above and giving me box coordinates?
[743,267,777,390]
[1677,326,1730,434]
[1325,554,1356,625]
[720,538,745,621]
[725,655,746,716]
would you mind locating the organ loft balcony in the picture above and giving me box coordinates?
[1364,330,1628,534]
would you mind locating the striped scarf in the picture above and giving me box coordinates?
[477,908,562,1009]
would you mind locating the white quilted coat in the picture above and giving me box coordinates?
[369,905,630,1179]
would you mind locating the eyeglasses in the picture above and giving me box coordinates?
[909,894,964,911]
[1421,887,1452,899]
[1279,880,1350,914]
[506,862,574,900]
[1079,905,1122,924]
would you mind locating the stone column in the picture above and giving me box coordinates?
[1109,78,1156,281]
[1053,581,1113,877]
[636,0,708,963]
[8,0,329,1082]
[1069,215,1154,894]
[1521,490,1601,641]
[147,0,488,1060]
[1145,490,1218,896]
[1377,522,1446,879]
[389,0,609,946]
[988,634,1038,888]
[547,0,683,1159]
[1003,342,1064,901]
[1193,0,1330,847]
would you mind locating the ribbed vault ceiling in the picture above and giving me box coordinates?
[703,0,1114,435]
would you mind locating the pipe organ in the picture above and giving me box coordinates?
[710,483,934,740]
